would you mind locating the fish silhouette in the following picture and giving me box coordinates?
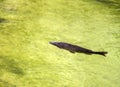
[49,42,108,56]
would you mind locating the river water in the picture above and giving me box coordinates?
[0,0,120,87]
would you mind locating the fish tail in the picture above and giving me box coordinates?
[92,51,108,56]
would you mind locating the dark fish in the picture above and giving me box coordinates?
[49,42,108,56]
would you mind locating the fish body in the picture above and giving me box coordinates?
[49,42,108,56]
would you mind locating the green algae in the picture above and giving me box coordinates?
[0,0,120,87]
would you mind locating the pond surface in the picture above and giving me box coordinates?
[0,0,120,87]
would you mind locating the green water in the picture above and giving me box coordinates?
[0,0,120,87]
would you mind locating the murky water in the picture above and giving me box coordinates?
[0,0,120,87]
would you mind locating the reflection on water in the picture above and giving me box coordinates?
[0,18,6,23]
[0,56,24,75]
[0,79,16,87]
[0,56,24,86]
[96,0,120,5]
[96,0,120,14]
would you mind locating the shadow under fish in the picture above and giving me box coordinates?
[49,42,108,56]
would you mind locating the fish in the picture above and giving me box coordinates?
[49,42,108,56]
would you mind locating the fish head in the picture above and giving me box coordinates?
[49,42,64,48]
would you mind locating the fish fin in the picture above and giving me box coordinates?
[93,51,108,56]
[69,51,75,53]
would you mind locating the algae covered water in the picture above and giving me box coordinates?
[0,0,120,87]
